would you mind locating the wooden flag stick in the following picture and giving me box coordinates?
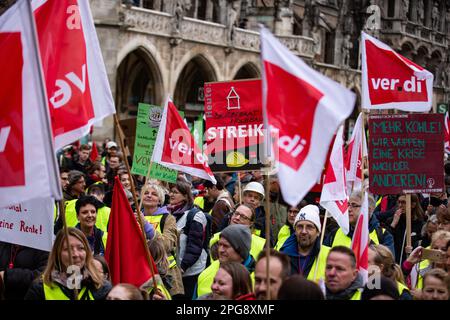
[58,200,79,300]
[264,170,271,300]
[406,193,412,250]
[312,210,328,282]
[237,174,242,205]
[113,114,158,292]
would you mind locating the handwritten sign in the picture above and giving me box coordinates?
[368,114,444,195]
[131,103,178,183]
[0,197,54,251]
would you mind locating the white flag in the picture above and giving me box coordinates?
[320,126,350,234]
[345,113,367,194]
[0,0,61,208]
[260,26,355,206]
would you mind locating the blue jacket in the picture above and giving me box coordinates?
[280,234,323,277]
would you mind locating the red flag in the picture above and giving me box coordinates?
[105,176,157,287]
[345,113,367,193]
[351,192,369,284]
[361,31,433,112]
[320,126,350,234]
[260,26,355,206]
[152,96,217,184]
[0,0,61,207]
[90,141,99,162]
[33,0,115,150]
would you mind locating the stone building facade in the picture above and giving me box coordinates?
[2,0,449,144]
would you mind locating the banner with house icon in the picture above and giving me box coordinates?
[204,79,265,172]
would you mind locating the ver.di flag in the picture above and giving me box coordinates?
[260,26,355,206]
[351,192,369,284]
[152,96,216,184]
[320,126,350,235]
[32,0,115,150]
[445,111,450,154]
[345,112,367,194]
[0,0,61,208]
[361,31,433,112]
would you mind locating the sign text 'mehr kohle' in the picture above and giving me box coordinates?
[368,114,444,195]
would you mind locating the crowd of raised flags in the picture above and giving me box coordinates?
[0,0,449,301]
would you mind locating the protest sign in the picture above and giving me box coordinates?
[204,79,264,172]
[0,197,54,251]
[368,114,444,194]
[131,103,177,183]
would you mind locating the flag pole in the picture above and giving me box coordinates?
[405,193,412,254]
[264,169,271,300]
[360,111,366,199]
[312,210,328,282]
[113,114,158,292]
[26,0,77,299]
[237,173,242,204]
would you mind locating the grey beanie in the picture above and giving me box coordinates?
[220,224,251,261]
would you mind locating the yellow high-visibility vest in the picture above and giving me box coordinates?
[275,225,291,250]
[43,283,94,300]
[331,228,381,248]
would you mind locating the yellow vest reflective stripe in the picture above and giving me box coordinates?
[194,197,205,210]
[43,283,94,300]
[306,246,330,282]
[53,204,58,224]
[350,290,362,300]
[275,225,291,251]
[64,200,110,233]
[144,214,177,269]
[397,281,410,296]
[415,258,430,289]
[209,232,265,263]
[332,228,380,248]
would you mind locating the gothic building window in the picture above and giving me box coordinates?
[388,0,396,17]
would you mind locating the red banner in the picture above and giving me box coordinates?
[204,79,264,172]
[368,114,444,195]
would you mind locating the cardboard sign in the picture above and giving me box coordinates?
[0,197,54,252]
[368,114,444,194]
[131,104,178,183]
[204,79,264,172]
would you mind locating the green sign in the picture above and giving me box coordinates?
[191,114,203,149]
[437,103,448,114]
[131,103,178,183]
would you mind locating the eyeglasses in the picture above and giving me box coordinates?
[348,203,361,208]
[232,211,252,222]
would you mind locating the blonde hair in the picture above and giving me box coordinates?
[431,230,450,247]
[142,183,166,207]
[43,228,104,289]
[370,244,405,284]
[148,235,169,276]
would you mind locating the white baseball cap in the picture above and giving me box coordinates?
[106,141,118,149]
[294,204,321,232]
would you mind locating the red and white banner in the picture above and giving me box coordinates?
[445,111,450,154]
[320,126,350,234]
[260,26,355,206]
[152,97,216,184]
[0,0,61,208]
[351,192,369,284]
[361,31,433,112]
[33,0,115,150]
[204,79,264,172]
[0,197,54,251]
[345,113,367,194]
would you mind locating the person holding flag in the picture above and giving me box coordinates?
[324,191,395,257]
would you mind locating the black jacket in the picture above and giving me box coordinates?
[0,242,48,300]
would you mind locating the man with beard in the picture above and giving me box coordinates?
[280,205,329,282]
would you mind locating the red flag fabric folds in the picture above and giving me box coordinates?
[105,176,157,287]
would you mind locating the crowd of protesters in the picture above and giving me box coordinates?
[0,139,449,300]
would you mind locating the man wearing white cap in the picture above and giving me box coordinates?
[279,204,330,282]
